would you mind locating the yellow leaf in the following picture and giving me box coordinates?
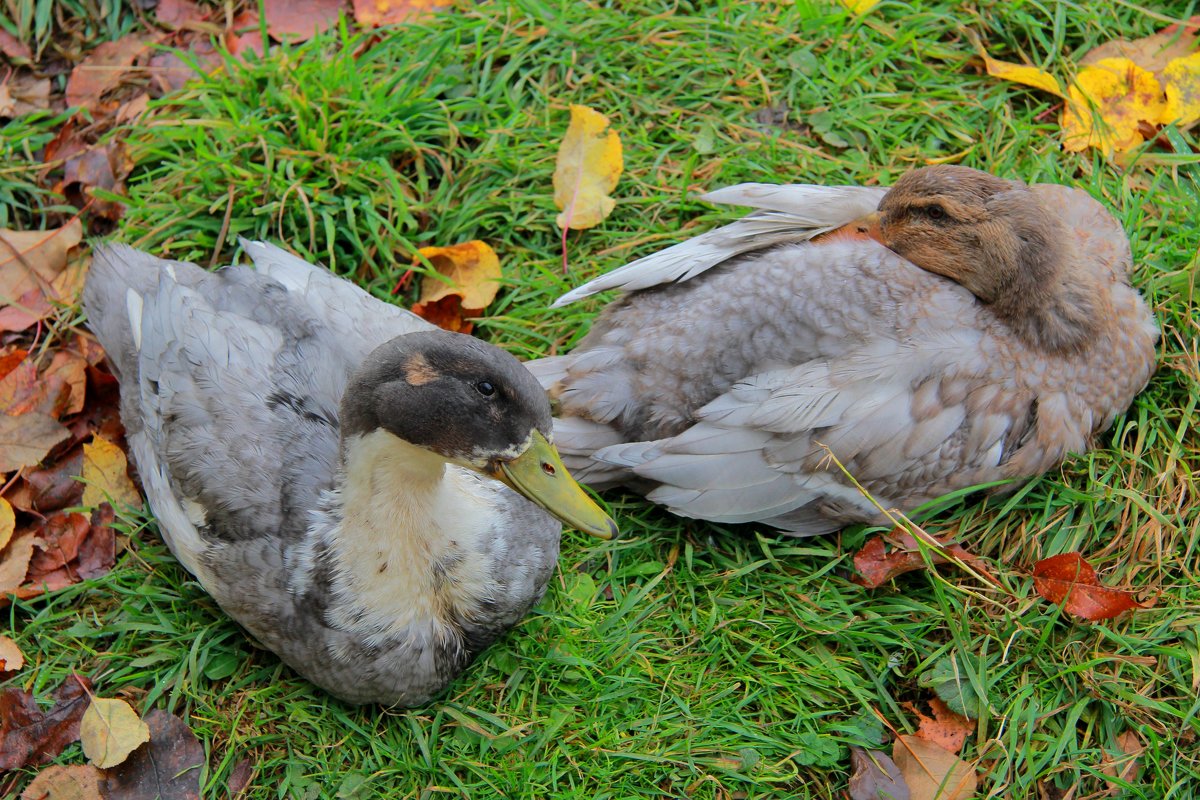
[1161,51,1200,127]
[553,104,623,231]
[0,634,23,672]
[81,434,142,509]
[983,54,1065,98]
[411,241,502,334]
[893,734,978,800]
[1062,58,1166,154]
[80,697,150,768]
[839,0,879,13]
[0,497,13,551]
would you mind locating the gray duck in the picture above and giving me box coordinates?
[530,165,1158,534]
[83,240,616,705]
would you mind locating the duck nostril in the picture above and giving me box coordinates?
[541,462,556,477]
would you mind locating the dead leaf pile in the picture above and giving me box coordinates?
[983,16,1200,155]
[848,699,978,800]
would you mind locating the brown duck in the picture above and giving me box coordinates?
[530,165,1158,534]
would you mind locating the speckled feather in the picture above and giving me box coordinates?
[84,242,563,705]
[531,173,1158,534]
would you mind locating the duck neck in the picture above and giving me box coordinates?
[990,252,1103,354]
[321,429,499,644]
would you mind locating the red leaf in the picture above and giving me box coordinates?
[1032,552,1144,621]
[29,512,91,575]
[261,0,343,42]
[0,675,91,770]
[852,529,995,588]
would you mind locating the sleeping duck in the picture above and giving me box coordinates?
[530,165,1158,535]
[83,241,616,706]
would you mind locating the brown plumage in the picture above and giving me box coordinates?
[529,166,1159,534]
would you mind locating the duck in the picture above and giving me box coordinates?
[82,240,617,706]
[529,165,1158,535]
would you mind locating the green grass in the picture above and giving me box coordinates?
[8,0,1200,797]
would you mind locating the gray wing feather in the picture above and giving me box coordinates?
[551,184,887,307]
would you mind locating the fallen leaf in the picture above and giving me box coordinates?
[20,447,86,513]
[852,529,994,588]
[44,350,89,417]
[0,497,12,549]
[261,0,343,41]
[553,104,624,231]
[0,635,22,672]
[0,531,35,594]
[59,141,132,222]
[0,29,32,63]
[410,241,501,333]
[913,698,974,755]
[839,0,880,14]
[155,0,208,28]
[0,220,83,305]
[146,41,222,96]
[352,0,449,27]
[29,512,91,575]
[1062,58,1166,154]
[81,435,141,509]
[21,763,103,800]
[0,73,51,117]
[0,357,41,413]
[849,746,910,800]
[1032,552,1143,621]
[1160,51,1200,127]
[65,34,159,112]
[226,12,267,58]
[1082,16,1200,75]
[983,54,1066,98]
[892,735,976,800]
[80,698,150,769]
[227,758,254,798]
[101,709,204,800]
[0,412,71,473]
[0,288,54,333]
[0,675,91,770]
[1100,730,1144,795]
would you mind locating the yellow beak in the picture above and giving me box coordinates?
[490,430,618,540]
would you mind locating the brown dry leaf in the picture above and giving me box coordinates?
[892,735,977,800]
[0,531,36,594]
[0,635,22,672]
[102,709,205,800]
[146,41,221,96]
[982,54,1066,98]
[44,350,89,417]
[913,698,974,755]
[80,698,150,769]
[81,434,141,509]
[0,497,13,550]
[0,675,91,771]
[0,73,51,118]
[0,413,71,473]
[19,447,86,514]
[1100,730,1144,795]
[227,758,255,798]
[59,142,133,222]
[262,0,343,41]
[353,0,449,26]
[411,241,502,334]
[553,104,624,231]
[849,746,910,800]
[0,29,32,62]
[0,288,54,333]
[155,0,208,28]
[226,12,267,58]
[1160,51,1200,127]
[1062,58,1166,154]
[29,512,91,576]
[65,34,159,112]
[852,528,994,589]
[20,763,104,800]
[1032,552,1144,621]
[0,220,83,305]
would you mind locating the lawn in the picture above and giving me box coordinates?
[5,0,1199,798]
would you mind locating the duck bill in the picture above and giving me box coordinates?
[490,430,618,540]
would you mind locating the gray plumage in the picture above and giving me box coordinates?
[84,241,567,705]
[531,166,1158,534]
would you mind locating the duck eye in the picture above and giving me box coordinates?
[476,381,496,397]
[925,204,946,220]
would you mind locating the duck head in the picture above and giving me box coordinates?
[857,165,1103,353]
[340,330,617,539]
